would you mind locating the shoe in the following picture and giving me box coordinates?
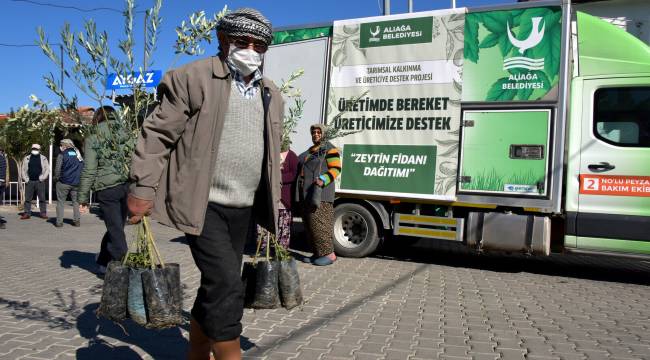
[301,255,317,264]
[40,213,48,219]
[20,214,30,220]
[55,223,64,228]
[312,256,334,266]
[73,220,80,227]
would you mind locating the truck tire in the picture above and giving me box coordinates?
[333,203,380,258]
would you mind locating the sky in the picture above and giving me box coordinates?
[0,0,515,112]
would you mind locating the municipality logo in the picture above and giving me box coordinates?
[369,26,381,43]
[503,17,545,71]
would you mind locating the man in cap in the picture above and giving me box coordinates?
[127,8,283,359]
[54,139,84,227]
[21,144,50,219]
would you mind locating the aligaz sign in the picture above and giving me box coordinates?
[106,70,162,90]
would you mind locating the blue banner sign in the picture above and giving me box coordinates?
[106,70,162,90]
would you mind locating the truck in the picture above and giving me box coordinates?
[263,0,650,260]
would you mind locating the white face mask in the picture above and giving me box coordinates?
[228,46,263,76]
[31,150,40,156]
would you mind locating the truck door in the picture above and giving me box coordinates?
[576,78,650,254]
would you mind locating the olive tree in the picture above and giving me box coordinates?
[37,0,164,179]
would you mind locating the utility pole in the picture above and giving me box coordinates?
[50,43,64,205]
[384,0,390,15]
[408,0,413,13]
[452,0,456,8]
[59,44,64,103]
[143,12,148,72]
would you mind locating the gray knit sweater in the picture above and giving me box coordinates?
[208,81,265,207]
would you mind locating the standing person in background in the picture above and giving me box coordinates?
[0,147,7,229]
[54,139,84,228]
[78,107,130,274]
[127,8,283,360]
[298,124,341,266]
[260,147,299,250]
[20,144,49,220]
[277,147,299,249]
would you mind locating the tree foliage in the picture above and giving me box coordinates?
[37,0,164,178]
[174,7,228,58]
[0,96,66,204]
[278,69,305,152]
[0,97,61,159]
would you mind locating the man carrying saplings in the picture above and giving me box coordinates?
[127,8,283,360]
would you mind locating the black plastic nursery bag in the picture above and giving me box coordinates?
[97,261,129,321]
[141,263,182,329]
[250,260,281,309]
[278,259,303,310]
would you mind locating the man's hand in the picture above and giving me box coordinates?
[315,178,324,187]
[80,203,90,214]
[127,193,153,224]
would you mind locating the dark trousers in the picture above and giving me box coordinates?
[24,180,47,215]
[95,183,129,267]
[186,202,253,342]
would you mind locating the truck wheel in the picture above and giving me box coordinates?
[333,203,380,258]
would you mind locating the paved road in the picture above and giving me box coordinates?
[0,204,649,360]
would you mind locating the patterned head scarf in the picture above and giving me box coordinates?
[217,8,273,45]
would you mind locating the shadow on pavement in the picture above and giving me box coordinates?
[75,303,254,359]
[76,303,187,360]
[375,237,650,286]
[0,290,79,330]
[169,236,188,245]
[59,250,98,275]
[0,290,186,358]
[1,289,254,358]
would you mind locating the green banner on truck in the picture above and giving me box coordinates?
[328,9,465,200]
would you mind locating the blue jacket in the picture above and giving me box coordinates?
[55,149,84,186]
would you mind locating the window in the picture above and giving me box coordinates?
[594,87,650,147]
